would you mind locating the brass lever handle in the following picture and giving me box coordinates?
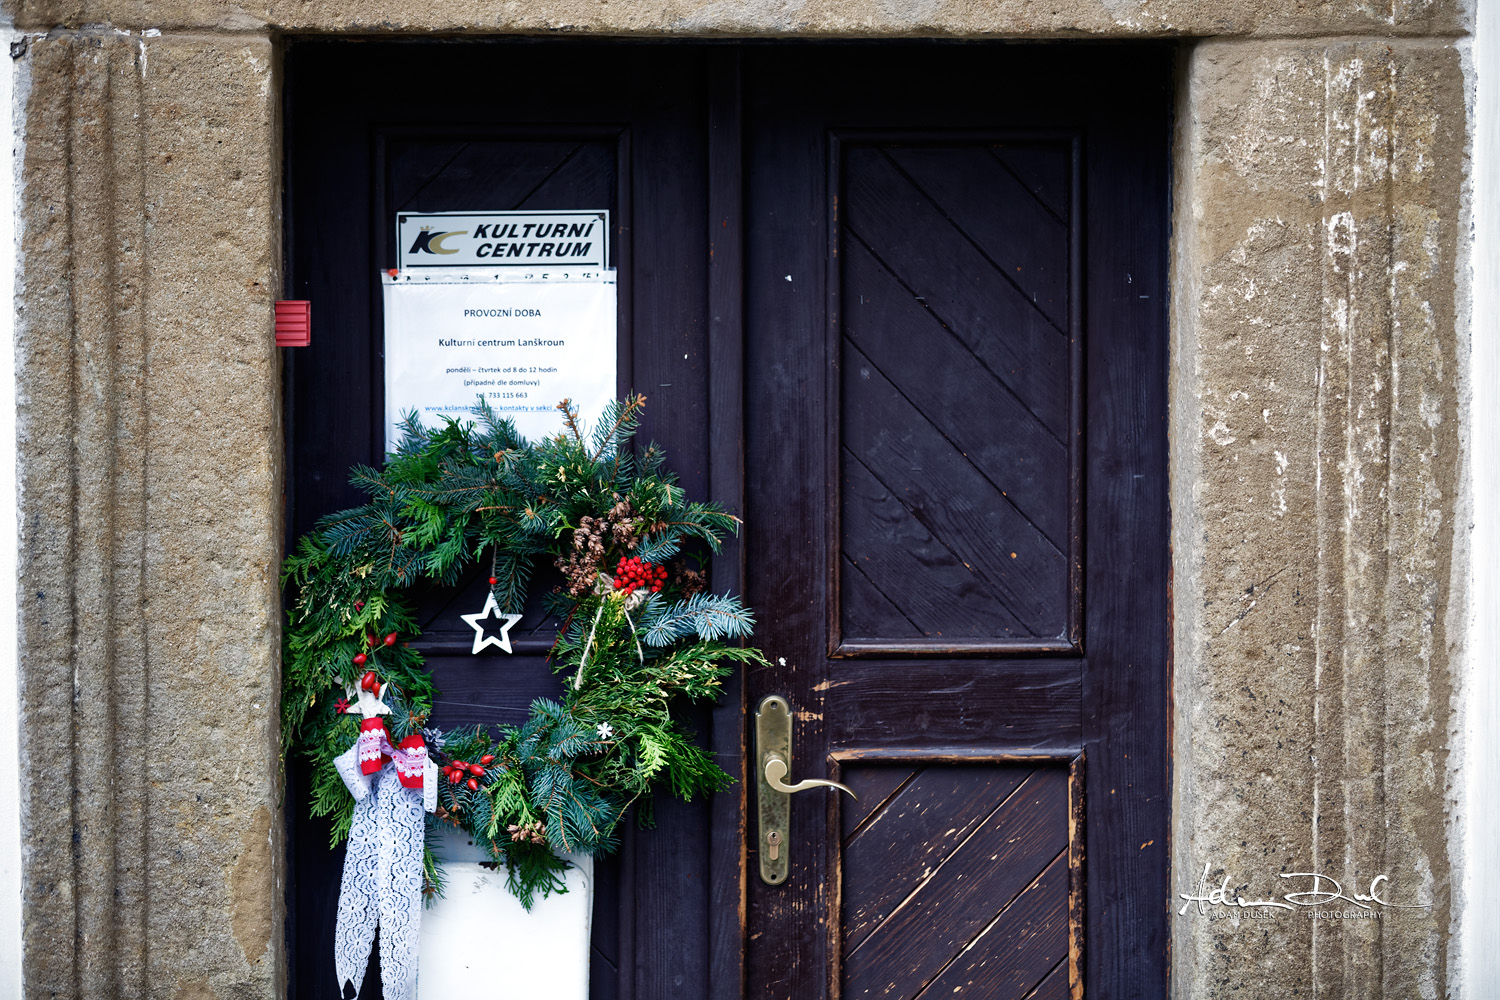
[763,753,857,798]
[756,694,857,885]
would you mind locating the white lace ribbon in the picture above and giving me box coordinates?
[333,740,438,1000]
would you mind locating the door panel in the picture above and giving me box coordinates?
[743,46,1170,1000]
[824,661,1081,749]
[839,763,1075,1000]
[838,139,1078,650]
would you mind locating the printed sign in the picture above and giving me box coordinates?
[397,211,609,269]
[381,269,617,452]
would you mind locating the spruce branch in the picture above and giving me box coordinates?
[281,394,763,909]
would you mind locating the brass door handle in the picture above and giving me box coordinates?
[763,753,857,798]
[755,694,856,885]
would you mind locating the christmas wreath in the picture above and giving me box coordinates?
[280,394,764,912]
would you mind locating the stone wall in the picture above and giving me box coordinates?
[1171,38,1469,997]
[0,0,1475,38]
[13,28,284,1000]
[1,2,1473,998]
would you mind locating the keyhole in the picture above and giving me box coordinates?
[767,830,782,861]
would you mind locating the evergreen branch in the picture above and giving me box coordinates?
[589,393,647,464]
[557,399,585,445]
[640,592,757,646]
[281,394,762,908]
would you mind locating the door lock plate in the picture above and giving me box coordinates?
[755,695,794,885]
[755,694,856,885]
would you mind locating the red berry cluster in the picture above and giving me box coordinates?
[442,754,496,792]
[614,557,667,595]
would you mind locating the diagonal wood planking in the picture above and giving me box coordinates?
[842,146,1069,434]
[1018,960,1070,1000]
[841,551,928,639]
[841,766,1071,1000]
[916,853,1070,1000]
[389,139,611,214]
[838,141,1073,645]
[841,766,921,839]
[842,765,1032,953]
[840,343,1068,636]
[988,144,1070,223]
[842,235,1069,547]
[885,145,1069,330]
[841,450,1036,638]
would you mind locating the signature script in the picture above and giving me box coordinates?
[1178,862,1431,915]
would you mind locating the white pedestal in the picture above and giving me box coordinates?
[418,827,593,999]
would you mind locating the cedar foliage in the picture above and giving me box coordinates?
[281,396,765,907]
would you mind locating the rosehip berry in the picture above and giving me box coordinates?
[448,772,460,785]
[467,763,485,776]
[480,755,496,765]
[466,778,479,791]
[384,632,398,646]
[360,671,378,691]
[353,653,367,666]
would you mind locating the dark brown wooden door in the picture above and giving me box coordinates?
[740,47,1171,1000]
[285,41,1169,1000]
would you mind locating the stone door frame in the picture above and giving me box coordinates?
[5,5,1474,996]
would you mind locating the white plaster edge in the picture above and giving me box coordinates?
[0,25,22,1000]
[1463,4,1499,996]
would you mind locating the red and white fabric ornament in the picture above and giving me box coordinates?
[331,683,437,1000]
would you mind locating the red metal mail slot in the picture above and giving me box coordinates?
[275,300,311,347]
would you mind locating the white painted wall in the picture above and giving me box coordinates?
[1466,4,1500,996]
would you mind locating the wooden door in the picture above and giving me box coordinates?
[283,41,726,1000]
[741,47,1172,1000]
[284,41,1170,1000]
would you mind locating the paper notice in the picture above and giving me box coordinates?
[381,270,617,452]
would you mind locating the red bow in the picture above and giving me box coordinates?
[356,718,427,789]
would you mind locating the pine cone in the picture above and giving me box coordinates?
[672,559,707,597]
[556,498,645,596]
[507,820,548,846]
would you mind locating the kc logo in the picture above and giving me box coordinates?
[407,225,467,255]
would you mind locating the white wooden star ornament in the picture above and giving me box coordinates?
[344,681,393,719]
[461,592,524,655]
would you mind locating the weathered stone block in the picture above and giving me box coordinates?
[0,0,1475,40]
[16,29,283,999]
[1171,37,1466,999]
